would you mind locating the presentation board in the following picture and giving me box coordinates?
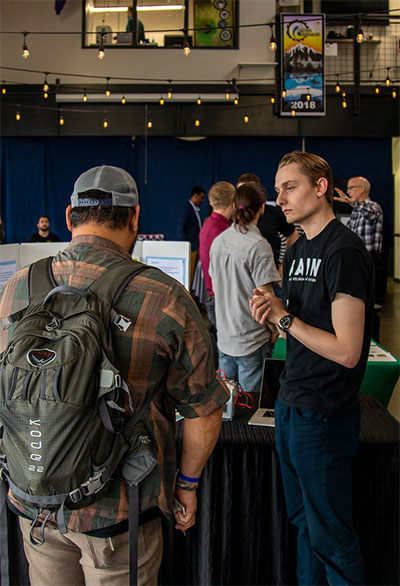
[0,240,191,291]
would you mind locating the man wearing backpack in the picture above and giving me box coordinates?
[0,166,228,586]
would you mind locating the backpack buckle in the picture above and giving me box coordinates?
[114,315,132,332]
[69,488,83,503]
[80,471,106,496]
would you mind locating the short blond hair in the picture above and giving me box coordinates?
[208,181,235,209]
[278,151,334,204]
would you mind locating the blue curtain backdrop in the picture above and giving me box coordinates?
[0,136,394,251]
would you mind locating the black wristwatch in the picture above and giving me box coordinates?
[278,313,295,332]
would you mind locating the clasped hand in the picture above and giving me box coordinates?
[249,288,285,327]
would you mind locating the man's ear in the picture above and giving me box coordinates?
[65,205,72,232]
[130,205,140,234]
[316,177,328,198]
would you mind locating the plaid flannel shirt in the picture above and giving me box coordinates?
[348,198,383,253]
[0,235,229,533]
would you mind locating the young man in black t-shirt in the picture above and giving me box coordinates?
[29,216,60,243]
[250,151,373,586]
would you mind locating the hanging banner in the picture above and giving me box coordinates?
[280,14,325,116]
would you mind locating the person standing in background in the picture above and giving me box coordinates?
[176,186,205,287]
[29,216,60,243]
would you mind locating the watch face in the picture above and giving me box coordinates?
[279,315,292,331]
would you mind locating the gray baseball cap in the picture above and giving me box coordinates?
[71,165,139,208]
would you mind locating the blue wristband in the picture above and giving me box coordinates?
[178,471,201,483]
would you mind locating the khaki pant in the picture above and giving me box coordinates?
[189,249,199,289]
[19,517,163,586]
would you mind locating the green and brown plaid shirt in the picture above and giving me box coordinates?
[0,235,229,533]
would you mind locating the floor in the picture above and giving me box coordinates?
[380,279,400,421]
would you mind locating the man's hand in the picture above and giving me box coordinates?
[249,288,286,327]
[173,487,197,532]
[334,187,354,206]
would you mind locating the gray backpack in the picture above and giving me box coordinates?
[0,256,158,586]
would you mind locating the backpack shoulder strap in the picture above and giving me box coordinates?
[28,257,57,304]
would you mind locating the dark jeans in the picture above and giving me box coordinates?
[275,400,364,586]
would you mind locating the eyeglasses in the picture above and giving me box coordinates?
[347,185,363,191]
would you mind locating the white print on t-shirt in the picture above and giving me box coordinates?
[288,258,322,283]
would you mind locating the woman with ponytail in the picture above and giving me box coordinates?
[209,182,281,393]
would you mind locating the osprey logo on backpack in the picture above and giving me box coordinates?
[26,348,57,367]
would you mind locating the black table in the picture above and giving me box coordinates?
[4,395,399,586]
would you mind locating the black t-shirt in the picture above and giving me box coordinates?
[257,204,295,265]
[279,219,374,414]
[29,232,60,243]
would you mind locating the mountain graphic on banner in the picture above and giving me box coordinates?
[284,44,323,74]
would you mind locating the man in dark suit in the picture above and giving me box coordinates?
[176,186,205,286]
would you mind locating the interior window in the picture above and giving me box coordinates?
[83,0,237,49]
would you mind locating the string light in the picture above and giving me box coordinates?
[197,96,202,105]
[270,96,275,104]
[342,91,346,98]
[83,90,88,102]
[225,83,231,101]
[375,84,380,94]
[342,96,347,108]
[1,84,6,95]
[105,78,111,98]
[282,89,286,98]
[43,91,48,99]
[183,37,190,56]
[160,97,165,105]
[22,32,29,59]
[147,120,152,128]
[98,33,105,60]
[103,117,108,128]
[244,115,249,123]
[59,113,64,125]
[167,82,172,100]
[121,95,126,104]
[16,107,21,121]
[392,88,397,99]
[234,97,239,105]
[335,75,341,93]
[195,119,200,127]
[306,91,311,101]
[43,73,49,93]
[291,109,296,117]
[385,68,391,87]
[268,23,277,52]
[356,18,364,43]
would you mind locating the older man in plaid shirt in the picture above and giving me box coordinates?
[0,166,229,586]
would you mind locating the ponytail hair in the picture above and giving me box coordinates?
[233,183,266,233]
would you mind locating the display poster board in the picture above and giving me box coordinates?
[194,0,236,47]
[0,241,190,292]
[280,14,325,116]
[143,241,190,291]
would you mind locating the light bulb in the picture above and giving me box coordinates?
[342,91,346,98]
[306,93,311,101]
[22,45,29,59]
[197,97,202,105]
[270,96,275,104]
[234,97,239,105]
[291,109,296,117]
[342,99,347,109]
[386,78,390,87]
[121,96,126,104]
[167,90,172,100]
[43,92,48,99]
[43,82,49,92]
[103,119,108,128]
[282,89,286,98]
[59,116,64,126]
[16,111,21,121]
[2,87,6,95]
[356,32,363,43]
[83,93,87,102]
[225,91,230,100]
[375,86,380,94]
[392,89,397,99]
[106,89,111,98]
[147,121,152,128]
[335,83,341,93]
[184,45,191,56]
[160,97,165,105]
[98,47,105,60]
[270,40,277,51]
[195,119,200,127]
[244,115,249,123]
